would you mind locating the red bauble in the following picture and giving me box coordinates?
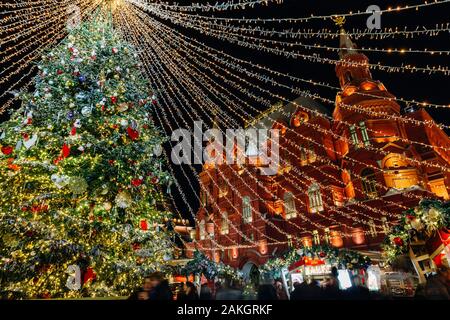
[70,127,77,135]
[151,177,159,184]
[83,267,96,284]
[127,127,139,140]
[62,143,70,158]
[131,178,143,187]
[110,96,118,104]
[132,243,141,250]
[1,146,13,155]
[393,237,404,246]
[319,251,327,258]
[140,219,148,231]
[57,69,63,75]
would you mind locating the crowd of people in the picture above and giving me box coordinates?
[128,266,450,301]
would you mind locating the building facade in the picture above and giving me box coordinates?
[185,30,450,274]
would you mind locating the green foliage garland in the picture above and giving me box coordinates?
[382,199,450,263]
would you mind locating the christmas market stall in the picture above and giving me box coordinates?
[382,199,450,284]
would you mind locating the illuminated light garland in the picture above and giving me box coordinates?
[140,8,442,212]
[117,6,339,244]
[0,1,446,255]
[146,35,401,232]
[131,0,283,12]
[143,7,450,76]
[0,0,103,85]
[140,9,450,116]
[146,10,450,56]
[144,14,450,175]
[136,0,450,22]
[138,11,401,226]
[116,9,262,249]
[121,6,400,240]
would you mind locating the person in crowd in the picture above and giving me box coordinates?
[257,284,278,300]
[274,280,288,300]
[152,278,173,300]
[215,278,243,300]
[289,281,304,300]
[322,267,341,299]
[199,284,213,300]
[290,278,321,300]
[415,266,450,300]
[128,274,157,300]
[344,274,370,300]
[178,281,199,301]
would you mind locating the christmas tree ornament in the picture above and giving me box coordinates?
[115,190,132,208]
[68,176,88,195]
[51,174,69,189]
[103,201,112,211]
[23,134,38,149]
[81,105,93,117]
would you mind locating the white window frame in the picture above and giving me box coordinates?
[359,121,370,146]
[199,220,206,240]
[308,184,324,213]
[284,192,297,219]
[369,219,377,237]
[242,196,252,224]
[313,230,320,245]
[349,124,359,147]
[221,211,229,235]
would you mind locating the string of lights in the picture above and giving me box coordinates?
[125,6,400,239]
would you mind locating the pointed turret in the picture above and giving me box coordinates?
[338,27,358,59]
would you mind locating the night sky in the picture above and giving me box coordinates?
[1,0,449,224]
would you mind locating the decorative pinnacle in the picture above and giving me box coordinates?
[332,16,346,28]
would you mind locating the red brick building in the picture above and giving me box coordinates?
[185,30,450,276]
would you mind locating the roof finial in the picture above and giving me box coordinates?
[332,16,346,29]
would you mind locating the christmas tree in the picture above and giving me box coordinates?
[0,14,174,299]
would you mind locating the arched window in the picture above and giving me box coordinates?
[221,212,229,235]
[307,141,316,163]
[199,220,206,240]
[313,230,320,245]
[284,192,297,219]
[300,141,316,166]
[308,183,323,213]
[242,196,252,224]
[361,168,378,198]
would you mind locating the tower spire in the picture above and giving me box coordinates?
[332,16,358,59]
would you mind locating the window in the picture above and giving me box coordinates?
[242,196,252,223]
[307,141,316,163]
[218,183,228,198]
[381,217,390,234]
[361,168,378,199]
[349,124,359,147]
[308,183,324,213]
[221,212,229,235]
[369,220,377,237]
[359,121,370,146]
[199,220,206,240]
[324,228,330,244]
[313,230,320,245]
[332,187,344,207]
[300,146,308,165]
[200,189,207,206]
[300,142,316,165]
[284,192,297,219]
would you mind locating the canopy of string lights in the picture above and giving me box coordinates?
[1,0,450,268]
